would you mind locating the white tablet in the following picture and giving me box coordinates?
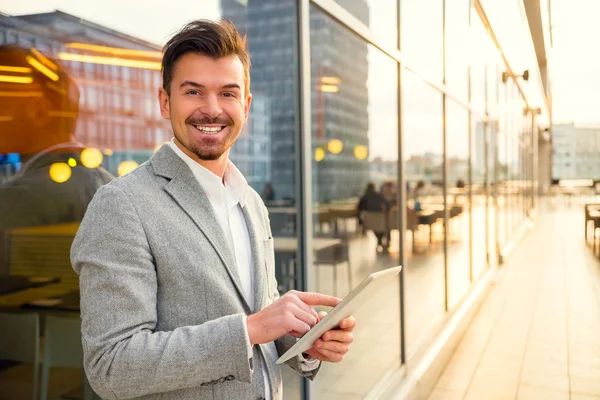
[276,265,402,364]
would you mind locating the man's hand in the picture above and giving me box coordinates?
[301,311,356,363]
[247,291,340,345]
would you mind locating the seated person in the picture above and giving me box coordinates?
[357,182,389,251]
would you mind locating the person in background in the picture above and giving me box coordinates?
[71,20,355,400]
[358,182,390,251]
[413,180,426,211]
[262,182,275,202]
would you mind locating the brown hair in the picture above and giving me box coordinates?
[161,19,250,96]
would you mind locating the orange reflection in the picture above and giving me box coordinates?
[0,75,33,84]
[65,42,162,58]
[49,162,72,183]
[0,44,115,231]
[80,148,103,169]
[26,56,59,81]
[118,161,139,176]
[0,65,32,73]
[327,139,343,154]
[315,147,326,162]
[57,52,161,70]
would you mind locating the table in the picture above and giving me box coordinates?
[21,289,80,312]
[0,275,60,296]
[273,237,343,292]
[274,237,342,252]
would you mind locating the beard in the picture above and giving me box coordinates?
[181,114,238,161]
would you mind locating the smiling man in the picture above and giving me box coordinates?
[71,20,355,400]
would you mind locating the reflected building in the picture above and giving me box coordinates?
[0,10,169,178]
[552,122,600,180]
[222,0,370,202]
[0,10,270,182]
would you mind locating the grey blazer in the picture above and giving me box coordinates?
[71,145,318,400]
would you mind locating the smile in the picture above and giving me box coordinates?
[192,125,225,134]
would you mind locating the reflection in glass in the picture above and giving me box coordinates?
[471,116,490,279]
[310,7,401,397]
[445,0,470,102]
[0,4,302,398]
[446,100,471,309]
[402,69,445,352]
[401,0,443,82]
[332,0,398,50]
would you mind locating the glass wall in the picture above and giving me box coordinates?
[402,69,446,351]
[309,7,401,398]
[0,0,546,398]
[446,99,471,309]
[0,1,304,398]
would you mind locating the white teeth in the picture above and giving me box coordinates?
[194,125,223,133]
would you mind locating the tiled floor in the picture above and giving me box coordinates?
[428,199,600,400]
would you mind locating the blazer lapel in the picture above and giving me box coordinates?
[152,145,251,313]
[241,205,265,312]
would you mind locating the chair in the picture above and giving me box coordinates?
[41,315,94,400]
[361,211,387,235]
[0,312,39,400]
[314,243,352,296]
[584,204,600,243]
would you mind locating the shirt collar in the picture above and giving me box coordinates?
[168,139,248,208]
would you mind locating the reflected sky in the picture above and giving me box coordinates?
[0,1,221,44]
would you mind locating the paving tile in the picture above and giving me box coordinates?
[516,385,569,400]
[427,388,465,400]
[467,376,519,399]
[435,367,474,392]
[571,394,600,400]
[519,371,569,392]
[572,378,600,397]
[569,365,600,381]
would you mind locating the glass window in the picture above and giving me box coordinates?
[401,0,443,83]
[471,116,491,278]
[402,69,445,352]
[445,0,470,102]
[331,0,398,50]
[0,2,301,399]
[470,5,487,114]
[309,8,401,397]
[446,99,471,308]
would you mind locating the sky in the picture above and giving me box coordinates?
[549,0,600,124]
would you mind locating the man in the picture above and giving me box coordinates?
[71,20,355,400]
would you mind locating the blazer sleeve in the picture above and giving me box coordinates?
[259,202,321,380]
[71,184,253,400]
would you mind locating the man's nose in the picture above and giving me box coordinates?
[198,93,223,118]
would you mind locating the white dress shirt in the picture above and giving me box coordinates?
[168,140,318,398]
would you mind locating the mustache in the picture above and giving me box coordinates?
[186,116,233,125]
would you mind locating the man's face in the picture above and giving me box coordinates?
[159,53,251,162]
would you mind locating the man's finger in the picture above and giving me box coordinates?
[310,346,343,363]
[295,292,341,307]
[319,340,350,354]
[339,316,356,330]
[288,295,319,322]
[322,330,354,343]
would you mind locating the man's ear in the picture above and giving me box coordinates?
[244,92,252,121]
[158,87,171,120]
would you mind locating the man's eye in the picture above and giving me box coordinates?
[187,90,200,95]
[223,92,236,98]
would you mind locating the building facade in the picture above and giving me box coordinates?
[552,122,600,180]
